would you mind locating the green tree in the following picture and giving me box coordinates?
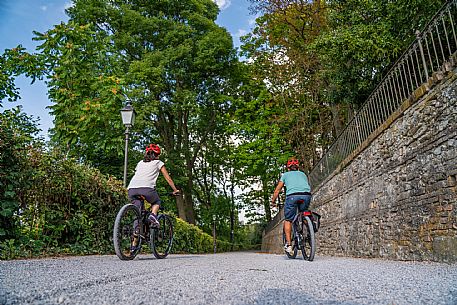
[243,0,333,169]
[229,64,291,222]
[33,21,126,177]
[0,46,44,105]
[245,0,446,170]
[0,107,43,240]
[32,0,238,224]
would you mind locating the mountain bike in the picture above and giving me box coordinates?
[283,208,320,261]
[113,194,174,260]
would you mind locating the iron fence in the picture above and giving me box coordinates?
[308,0,457,190]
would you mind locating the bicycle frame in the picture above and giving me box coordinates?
[283,209,316,261]
[113,194,174,260]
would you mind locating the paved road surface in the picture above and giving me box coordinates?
[1,252,456,304]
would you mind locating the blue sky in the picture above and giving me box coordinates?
[0,0,255,138]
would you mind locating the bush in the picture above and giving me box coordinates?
[0,108,257,260]
[0,108,42,240]
[172,217,258,254]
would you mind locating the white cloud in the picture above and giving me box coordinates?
[214,0,231,10]
[40,6,47,11]
[235,29,247,38]
[64,2,74,10]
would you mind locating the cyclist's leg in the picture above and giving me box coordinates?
[127,188,145,250]
[139,188,161,227]
[283,196,298,245]
[141,188,161,214]
[128,188,145,211]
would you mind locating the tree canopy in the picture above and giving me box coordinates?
[1,0,447,228]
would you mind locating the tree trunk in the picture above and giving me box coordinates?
[184,177,196,224]
[175,194,186,221]
[262,179,272,222]
[330,103,344,137]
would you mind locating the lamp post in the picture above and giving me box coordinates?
[120,101,136,187]
[212,213,217,254]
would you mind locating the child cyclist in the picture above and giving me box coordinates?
[127,144,180,227]
[271,157,312,254]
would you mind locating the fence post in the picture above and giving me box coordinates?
[416,30,429,81]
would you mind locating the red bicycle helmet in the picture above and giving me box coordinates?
[145,144,161,155]
[287,158,299,169]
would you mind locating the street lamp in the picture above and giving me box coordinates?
[212,214,217,254]
[120,101,136,187]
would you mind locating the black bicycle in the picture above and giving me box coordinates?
[113,194,174,260]
[283,209,320,261]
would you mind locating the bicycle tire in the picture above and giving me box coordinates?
[151,214,174,259]
[113,204,142,260]
[301,215,316,261]
[282,227,298,259]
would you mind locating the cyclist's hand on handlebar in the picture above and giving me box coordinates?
[172,189,181,196]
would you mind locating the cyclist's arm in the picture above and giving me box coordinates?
[271,181,284,205]
[160,166,180,194]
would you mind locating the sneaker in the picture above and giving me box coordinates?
[284,244,293,254]
[130,245,140,254]
[148,213,160,228]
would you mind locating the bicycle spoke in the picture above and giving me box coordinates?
[151,215,173,259]
[113,204,142,260]
[301,215,316,261]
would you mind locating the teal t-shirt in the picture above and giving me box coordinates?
[280,170,311,196]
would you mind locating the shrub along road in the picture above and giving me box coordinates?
[1,252,456,304]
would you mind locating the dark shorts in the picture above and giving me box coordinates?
[128,187,161,210]
[284,193,312,222]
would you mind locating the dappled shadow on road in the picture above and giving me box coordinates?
[241,288,361,305]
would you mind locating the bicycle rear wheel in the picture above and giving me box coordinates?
[300,215,316,261]
[150,214,173,259]
[282,226,298,259]
[113,204,142,260]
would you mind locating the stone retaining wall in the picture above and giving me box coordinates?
[262,69,457,262]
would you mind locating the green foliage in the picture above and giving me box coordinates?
[313,0,447,107]
[172,217,257,253]
[243,0,446,169]
[0,145,129,259]
[25,0,241,223]
[33,21,126,177]
[31,149,127,255]
[0,46,44,104]
[0,107,127,258]
[3,0,444,244]
[0,107,42,239]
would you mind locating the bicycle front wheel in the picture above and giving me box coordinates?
[113,204,142,260]
[300,215,316,261]
[150,214,174,259]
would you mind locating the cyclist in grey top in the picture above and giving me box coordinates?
[127,144,180,227]
[271,157,312,254]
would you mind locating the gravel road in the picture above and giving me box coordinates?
[1,252,456,305]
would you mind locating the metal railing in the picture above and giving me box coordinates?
[308,0,457,190]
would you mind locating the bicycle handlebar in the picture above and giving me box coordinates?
[166,191,181,197]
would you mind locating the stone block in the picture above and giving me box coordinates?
[432,236,457,263]
[443,204,454,211]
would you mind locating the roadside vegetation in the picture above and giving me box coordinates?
[0,0,444,259]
